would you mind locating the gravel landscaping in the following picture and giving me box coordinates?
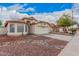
[0,35,68,56]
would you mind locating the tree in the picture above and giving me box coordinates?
[0,20,2,26]
[56,14,76,32]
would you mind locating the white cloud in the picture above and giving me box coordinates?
[72,3,79,9]
[71,3,79,23]
[0,4,36,21]
[0,4,35,22]
[0,7,29,21]
[31,9,72,23]
[72,3,79,15]
[18,7,35,12]
[30,8,79,24]
[25,7,35,12]
[8,4,28,11]
[7,4,35,12]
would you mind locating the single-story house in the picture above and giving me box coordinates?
[4,17,55,35]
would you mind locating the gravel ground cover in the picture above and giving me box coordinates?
[0,35,68,56]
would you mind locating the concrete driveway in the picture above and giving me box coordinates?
[43,34,73,41]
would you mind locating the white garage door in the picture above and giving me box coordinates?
[32,26,50,34]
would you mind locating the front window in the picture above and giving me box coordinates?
[17,24,24,32]
[10,24,15,32]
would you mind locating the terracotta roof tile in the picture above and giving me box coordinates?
[5,20,27,27]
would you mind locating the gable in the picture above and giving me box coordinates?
[22,17,38,24]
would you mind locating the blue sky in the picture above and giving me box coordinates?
[0,3,73,15]
[26,3,73,14]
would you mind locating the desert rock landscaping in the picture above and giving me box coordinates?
[0,35,68,56]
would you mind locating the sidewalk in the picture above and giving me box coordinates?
[59,31,79,56]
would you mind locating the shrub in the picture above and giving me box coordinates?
[69,28,76,34]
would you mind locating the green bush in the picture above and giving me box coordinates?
[0,20,2,26]
[69,28,76,34]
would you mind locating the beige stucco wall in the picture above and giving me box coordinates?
[7,23,28,36]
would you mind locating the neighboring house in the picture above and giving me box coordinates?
[31,21,53,34]
[68,24,78,29]
[50,24,66,33]
[50,23,59,32]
